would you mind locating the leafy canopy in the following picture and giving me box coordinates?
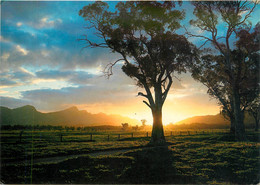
[79,1,195,88]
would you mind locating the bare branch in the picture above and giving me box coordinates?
[103,59,125,78]
[173,74,181,81]
[143,100,151,109]
[236,1,257,26]
[137,92,148,98]
[184,26,213,42]
[78,35,108,49]
[198,39,211,50]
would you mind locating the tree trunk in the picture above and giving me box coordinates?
[255,120,259,131]
[233,90,246,140]
[230,116,235,134]
[253,115,259,131]
[150,108,165,145]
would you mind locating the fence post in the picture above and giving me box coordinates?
[131,133,134,138]
[90,134,93,141]
[118,134,120,140]
[60,133,63,142]
[188,131,190,135]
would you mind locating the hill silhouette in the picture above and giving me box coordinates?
[0,105,139,126]
[175,114,229,125]
[168,113,255,129]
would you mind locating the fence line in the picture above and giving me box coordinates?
[4,129,230,143]
[56,130,229,142]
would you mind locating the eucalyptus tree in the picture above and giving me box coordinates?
[189,1,259,140]
[79,1,196,144]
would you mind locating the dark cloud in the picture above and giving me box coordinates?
[36,70,74,79]
[12,70,34,81]
[0,79,18,86]
[0,96,30,109]
[20,82,136,110]
[0,68,35,87]
[0,69,35,90]
[35,69,95,85]
[10,64,136,111]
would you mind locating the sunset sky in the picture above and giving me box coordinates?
[1,1,259,125]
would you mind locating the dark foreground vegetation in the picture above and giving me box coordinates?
[1,129,259,184]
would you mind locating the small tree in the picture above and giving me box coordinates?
[141,119,147,127]
[248,97,260,131]
[121,123,129,131]
[79,2,196,144]
[132,125,139,132]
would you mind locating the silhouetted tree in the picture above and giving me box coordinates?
[121,123,129,131]
[132,125,139,132]
[141,119,147,126]
[79,2,196,144]
[77,127,82,131]
[248,96,260,131]
[189,1,259,140]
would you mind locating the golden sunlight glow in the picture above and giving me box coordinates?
[65,92,220,126]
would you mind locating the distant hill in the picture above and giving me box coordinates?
[174,114,230,125]
[0,105,140,126]
[168,113,255,129]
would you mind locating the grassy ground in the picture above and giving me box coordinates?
[1,130,259,184]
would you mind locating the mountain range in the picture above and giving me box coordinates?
[0,105,140,126]
[0,105,256,129]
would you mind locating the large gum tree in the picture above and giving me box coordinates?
[79,2,196,144]
[188,1,258,140]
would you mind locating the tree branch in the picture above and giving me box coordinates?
[143,100,151,109]
[78,35,108,49]
[162,75,173,104]
[103,58,125,78]
[137,92,148,98]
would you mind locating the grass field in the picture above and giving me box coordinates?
[1,129,259,184]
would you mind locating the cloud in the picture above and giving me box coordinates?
[1,1,118,72]
[35,69,95,85]
[1,53,10,61]
[31,17,63,29]
[0,68,35,88]
[12,68,34,81]
[0,79,18,87]
[16,22,23,27]
[0,96,30,109]
[18,64,136,110]
[16,45,29,55]
[0,36,10,43]
[1,20,119,72]
[20,83,136,111]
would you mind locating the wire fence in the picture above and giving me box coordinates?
[0,129,231,143]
